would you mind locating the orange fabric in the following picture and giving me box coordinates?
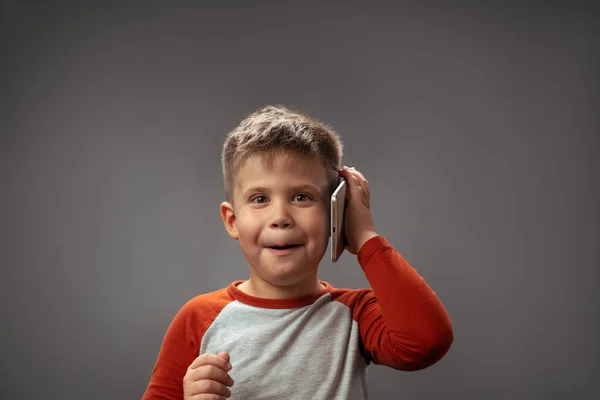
[142,288,233,399]
[335,236,454,370]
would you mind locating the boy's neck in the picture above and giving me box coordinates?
[237,278,326,300]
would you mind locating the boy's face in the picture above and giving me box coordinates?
[220,151,332,296]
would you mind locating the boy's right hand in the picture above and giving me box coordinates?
[183,351,234,400]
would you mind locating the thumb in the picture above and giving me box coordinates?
[218,351,230,362]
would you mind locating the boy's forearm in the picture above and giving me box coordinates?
[358,235,454,368]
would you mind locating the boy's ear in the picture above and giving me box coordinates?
[220,202,239,240]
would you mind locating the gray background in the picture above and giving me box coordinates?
[1,1,599,399]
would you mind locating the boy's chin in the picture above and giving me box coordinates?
[253,266,320,289]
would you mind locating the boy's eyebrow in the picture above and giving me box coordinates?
[242,184,323,197]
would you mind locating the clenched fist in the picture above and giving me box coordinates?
[183,352,235,400]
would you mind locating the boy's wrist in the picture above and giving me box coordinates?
[356,230,379,253]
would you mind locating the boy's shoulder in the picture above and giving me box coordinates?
[175,283,237,322]
[329,285,376,311]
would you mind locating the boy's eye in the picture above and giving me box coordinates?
[250,195,268,204]
[293,193,310,202]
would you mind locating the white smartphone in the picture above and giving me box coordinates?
[330,177,347,263]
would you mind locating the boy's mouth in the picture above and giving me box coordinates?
[267,244,301,250]
[266,243,302,255]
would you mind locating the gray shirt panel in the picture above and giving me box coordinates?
[200,292,368,400]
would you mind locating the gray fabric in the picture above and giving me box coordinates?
[200,293,369,399]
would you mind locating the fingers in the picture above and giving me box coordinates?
[185,353,234,399]
[189,353,231,371]
[189,364,234,387]
[218,352,230,363]
[188,378,232,398]
[189,395,227,400]
[340,166,369,190]
[339,166,370,206]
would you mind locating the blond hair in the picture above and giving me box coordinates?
[221,105,343,203]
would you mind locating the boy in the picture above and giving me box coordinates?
[142,105,453,400]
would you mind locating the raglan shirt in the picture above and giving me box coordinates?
[142,236,453,399]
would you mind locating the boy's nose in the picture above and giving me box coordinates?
[270,219,292,229]
[269,203,294,229]
[270,213,294,229]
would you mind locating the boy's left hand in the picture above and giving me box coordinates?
[338,166,379,255]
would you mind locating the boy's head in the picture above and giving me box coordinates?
[219,105,344,298]
[221,105,343,205]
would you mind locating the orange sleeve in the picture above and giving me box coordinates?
[142,289,232,399]
[352,236,454,371]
